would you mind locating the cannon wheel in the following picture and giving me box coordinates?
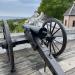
[2,20,15,72]
[42,18,67,57]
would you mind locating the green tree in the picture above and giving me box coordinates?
[38,0,74,20]
[7,20,15,32]
[15,19,26,32]
[7,19,26,32]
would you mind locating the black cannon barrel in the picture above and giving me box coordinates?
[23,25,47,39]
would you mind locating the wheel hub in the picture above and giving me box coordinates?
[46,36,55,43]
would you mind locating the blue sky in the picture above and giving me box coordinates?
[0,0,41,17]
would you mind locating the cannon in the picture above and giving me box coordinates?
[0,18,67,75]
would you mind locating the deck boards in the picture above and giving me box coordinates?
[66,68,75,75]
[0,39,75,75]
[0,48,45,75]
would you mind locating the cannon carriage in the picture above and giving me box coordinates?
[0,17,67,75]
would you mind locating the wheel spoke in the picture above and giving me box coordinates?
[54,35,63,37]
[46,23,50,34]
[49,42,52,55]
[47,24,48,30]
[50,22,52,34]
[53,41,60,51]
[51,23,56,33]
[54,40,63,45]
[52,26,59,29]
[51,43,57,54]
[52,28,61,35]
[50,23,51,32]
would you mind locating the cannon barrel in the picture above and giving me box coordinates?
[23,25,47,39]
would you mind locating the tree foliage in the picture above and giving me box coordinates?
[7,19,26,32]
[0,19,27,33]
[38,0,74,20]
[7,20,16,32]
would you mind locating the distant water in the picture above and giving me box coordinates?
[0,16,28,20]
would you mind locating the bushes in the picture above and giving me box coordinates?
[0,18,27,33]
[7,19,26,33]
[0,21,3,33]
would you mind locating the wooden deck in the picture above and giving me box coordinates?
[0,39,75,75]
